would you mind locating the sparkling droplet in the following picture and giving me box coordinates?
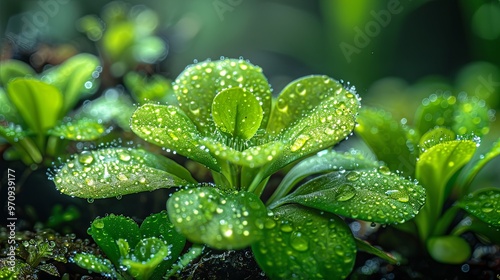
[290,231,309,251]
[290,135,310,152]
[346,171,360,182]
[79,152,94,165]
[93,220,104,229]
[385,189,409,203]
[481,203,493,213]
[378,166,391,175]
[336,184,356,202]
[117,151,131,162]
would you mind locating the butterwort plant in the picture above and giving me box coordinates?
[355,92,500,264]
[53,58,426,279]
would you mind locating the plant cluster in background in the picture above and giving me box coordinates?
[53,58,428,279]
[356,90,500,264]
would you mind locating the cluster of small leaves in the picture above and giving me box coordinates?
[77,1,167,77]
[355,92,500,264]
[0,228,100,279]
[73,211,193,280]
[0,54,105,165]
[54,58,428,279]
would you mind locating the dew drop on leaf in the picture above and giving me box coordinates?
[79,151,94,165]
[290,231,309,251]
[336,184,356,202]
[378,166,391,175]
[346,171,360,182]
[290,135,310,152]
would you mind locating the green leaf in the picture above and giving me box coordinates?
[212,88,263,140]
[122,237,170,280]
[37,263,60,277]
[72,253,117,277]
[6,79,63,134]
[139,211,186,273]
[173,59,272,134]
[414,93,492,137]
[167,187,268,250]
[456,188,500,226]
[427,236,471,264]
[461,138,500,188]
[418,127,456,152]
[48,118,105,140]
[415,140,477,237]
[76,92,135,130]
[54,147,196,199]
[268,149,379,206]
[41,53,101,114]
[265,77,360,176]
[131,103,219,171]
[252,204,356,280]
[355,238,399,265]
[200,138,285,168]
[268,75,357,135]
[355,107,417,176]
[0,124,42,164]
[0,59,35,86]
[275,168,426,224]
[87,214,141,267]
[124,72,175,104]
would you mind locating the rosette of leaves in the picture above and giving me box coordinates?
[0,54,105,166]
[355,92,500,264]
[73,211,188,280]
[54,58,427,279]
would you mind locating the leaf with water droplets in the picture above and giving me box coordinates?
[73,253,117,276]
[268,150,379,207]
[200,138,284,168]
[42,53,101,114]
[212,88,263,140]
[139,211,186,274]
[252,204,356,280]
[173,59,272,135]
[461,138,500,188]
[265,76,360,176]
[6,78,63,135]
[415,140,477,238]
[87,214,141,267]
[275,168,426,224]
[76,93,135,130]
[456,188,500,226]
[167,187,268,250]
[415,93,492,137]
[131,103,219,171]
[0,59,35,86]
[48,118,105,140]
[124,72,176,104]
[355,107,417,176]
[418,127,455,152]
[54,147,196,198]
[427,236,471,264]
[122,237,170,280]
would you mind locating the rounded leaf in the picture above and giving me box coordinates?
[0,59,35,86]
[167,187,268,249]
[54,147,195,198]
[48,118,105,141]
[173,59,272,134]
[212,88,263,140]
[456,188,500,226]
[427,236,471,264]
[277,168,426,224]
[252,204,356,279]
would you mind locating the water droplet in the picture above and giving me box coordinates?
[346,171,360,182]
[378,166,391,175]
[336,184,356,202]
[290,135,310,152]
[280,222,293,233]
[276,98,288,113]
[295,83,307,96]
[79,152,94,165]
[290,231,309,251]
[385,189,409,203]
[93,220,104,229]
[481,203,493,213]
[117,151,131,162]
[117,174,128,181]
[87,198,94,203]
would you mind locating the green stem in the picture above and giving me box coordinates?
[432,205,461,237]
[165,245,204,279]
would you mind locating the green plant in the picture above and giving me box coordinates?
[355,92,500,264]
[73,211,194,280]
[0,54,104,166]
[53,58,427,279]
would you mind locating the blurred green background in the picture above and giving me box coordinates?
[1,0,499,112]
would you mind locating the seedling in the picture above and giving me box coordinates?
[53,58,427,279]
